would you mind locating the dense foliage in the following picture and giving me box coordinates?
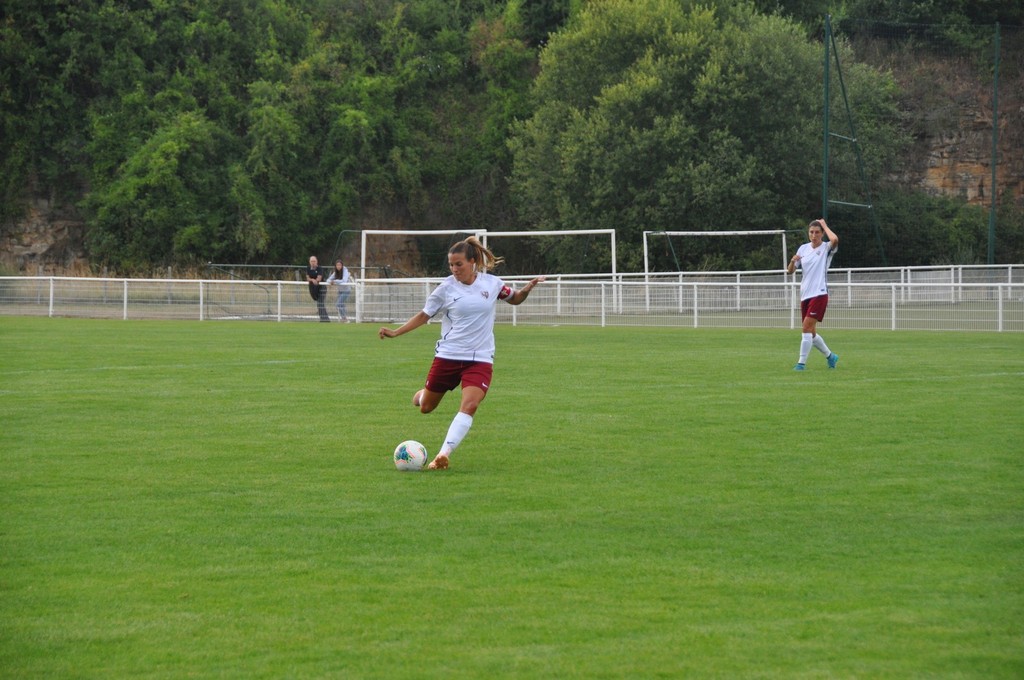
[509,0,905,270]
[1,0,1020,272]
[2,0,553,270]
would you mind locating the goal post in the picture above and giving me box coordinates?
[642,230,789,276]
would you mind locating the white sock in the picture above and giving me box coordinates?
[799,333,812,364]
[439,412,473,458]
[812,334,831,357]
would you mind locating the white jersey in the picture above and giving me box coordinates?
[795,241,837,301]
[423,272,513,363]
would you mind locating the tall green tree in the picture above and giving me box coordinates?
[4,0,534,269]
[84,109,237,268]
[1,0,145,218]
[508,0,902,270]
[80,0,317,268]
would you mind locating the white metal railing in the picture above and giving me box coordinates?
[2,275,1022,332]
[487,263,1021,284]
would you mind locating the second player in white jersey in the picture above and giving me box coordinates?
[786,219,841,371]
[793,238,837,301]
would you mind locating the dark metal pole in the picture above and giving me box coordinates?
[823,15,831,220]
[988,23,1000,265]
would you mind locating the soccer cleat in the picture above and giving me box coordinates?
[412,389,424,407]
[793,363,806,371]
[827,353,840,369]
[427,454,449,470]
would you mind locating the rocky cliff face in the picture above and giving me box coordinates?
[917,129,1022,207]
[0,199,87,274]
[911,87,1023,205]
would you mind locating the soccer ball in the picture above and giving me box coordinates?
[394,440,428,471]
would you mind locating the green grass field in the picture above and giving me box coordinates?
[1,317,1022,678]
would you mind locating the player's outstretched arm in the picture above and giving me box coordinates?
[379,311,430,339]
[508,276,546,306]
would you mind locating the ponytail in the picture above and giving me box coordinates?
[449,236,504,272]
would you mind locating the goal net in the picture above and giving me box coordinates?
[359,230,483,278]
[642,230,789,276]
[361,229,617,279]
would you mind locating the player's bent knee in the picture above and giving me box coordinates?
[417,390,443,414]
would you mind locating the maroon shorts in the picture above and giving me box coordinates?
[801,294,829,322]
[424,358,493,394]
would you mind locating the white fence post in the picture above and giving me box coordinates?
[692,284,698,328]
[790,282,796,329]
[998,284,1004,332]
[600,283,606,327]
[891,284,897,331]
[353,281,360,323]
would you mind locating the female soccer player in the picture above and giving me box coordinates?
[378,237,545,470]
[787,218,840,370]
